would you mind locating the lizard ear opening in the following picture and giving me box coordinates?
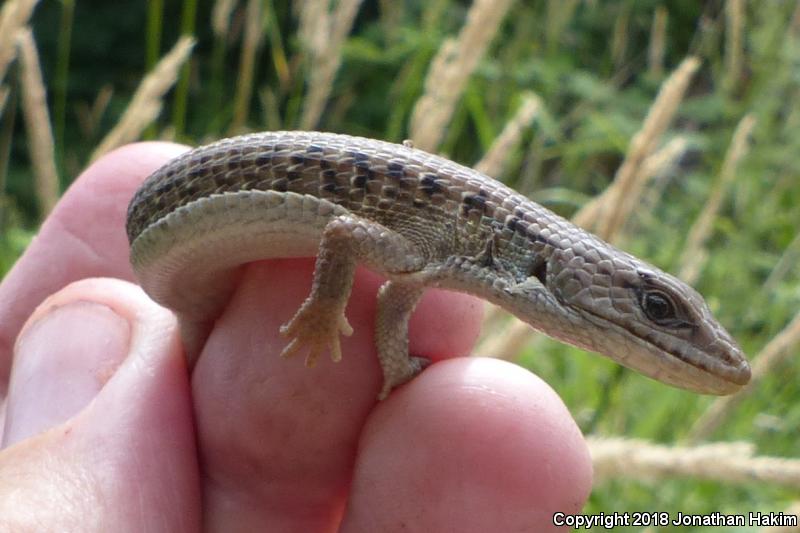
[528,257,548,286]
[502,257,549,296]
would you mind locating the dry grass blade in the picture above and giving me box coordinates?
[792,2,800,36]
[231,0,263,132]
[212,0,238,38]
[298,0,328,55]
[640,136,689,179]
[91,36,195,161]
[0,0,40,84]
[679,114,755,284]
[545,0,580,52]
[409,0,514,152]
[611,7,629,70]
[378,0,403,44]
[259,87,282,131]
[648,6,667,77]
[299,0,364,130]
[688,310,800,442]
[633,135,690,216]
[762,231,800,295]
[75,85,114,140]
[573,56,700,239]
[474,92,541,178]
[725,0,744,92]
[590,437,800,488]
[0,85,8,117]
[615,134,690,233]
[575,136,689,237]
[409,36,456,149]
[17,27,58,218]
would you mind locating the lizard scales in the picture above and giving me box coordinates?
[126,131,750,399]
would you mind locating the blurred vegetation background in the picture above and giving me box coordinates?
[1,0,799,528]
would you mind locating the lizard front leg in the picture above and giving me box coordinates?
[280,213,427,394]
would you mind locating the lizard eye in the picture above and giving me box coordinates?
[641,290,676,323]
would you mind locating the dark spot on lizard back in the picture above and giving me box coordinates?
[419,173,442,196]
[238,170,260,187]
[349,151,371,171]
[387,162,404,181]
[322,169,337,185]
[157,180,175,193]
[506,215,520,232]
[273,178,288,192]
[350,151,370,163]
[462,189,488,216]
[525,227,556,249]
[213,172,238,188]
[418,174,433,187]
[186,166,206,181]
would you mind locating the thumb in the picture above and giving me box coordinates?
[0,278,200,532]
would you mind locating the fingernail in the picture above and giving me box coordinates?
[2,302,131,447]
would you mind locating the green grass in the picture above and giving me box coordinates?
[2,1,799,529]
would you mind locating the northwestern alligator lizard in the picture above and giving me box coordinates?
[126,131,751,399]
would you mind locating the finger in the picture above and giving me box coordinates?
[191,259,485,531]
[0,142,188,395]
[0,278,199,531]
[342,358,592,532]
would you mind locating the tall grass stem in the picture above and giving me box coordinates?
[171,0,198,138]
[92,36,195,161]
[409,0,514,152]
[17,28,58,218]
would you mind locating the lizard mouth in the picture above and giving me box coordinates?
[574,306,749,393]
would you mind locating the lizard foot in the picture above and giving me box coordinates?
[377,355,431,400]
[279,297,353,367]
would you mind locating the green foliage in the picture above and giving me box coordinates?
[2,0,799,524]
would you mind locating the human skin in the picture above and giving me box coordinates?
[0,142,592,532]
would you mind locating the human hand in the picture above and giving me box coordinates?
[0,143,592,532]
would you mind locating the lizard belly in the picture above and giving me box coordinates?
[130,190,348,320]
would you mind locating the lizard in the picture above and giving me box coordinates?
[126,131,751,400]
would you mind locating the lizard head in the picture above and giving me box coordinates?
[500,236,750,395]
